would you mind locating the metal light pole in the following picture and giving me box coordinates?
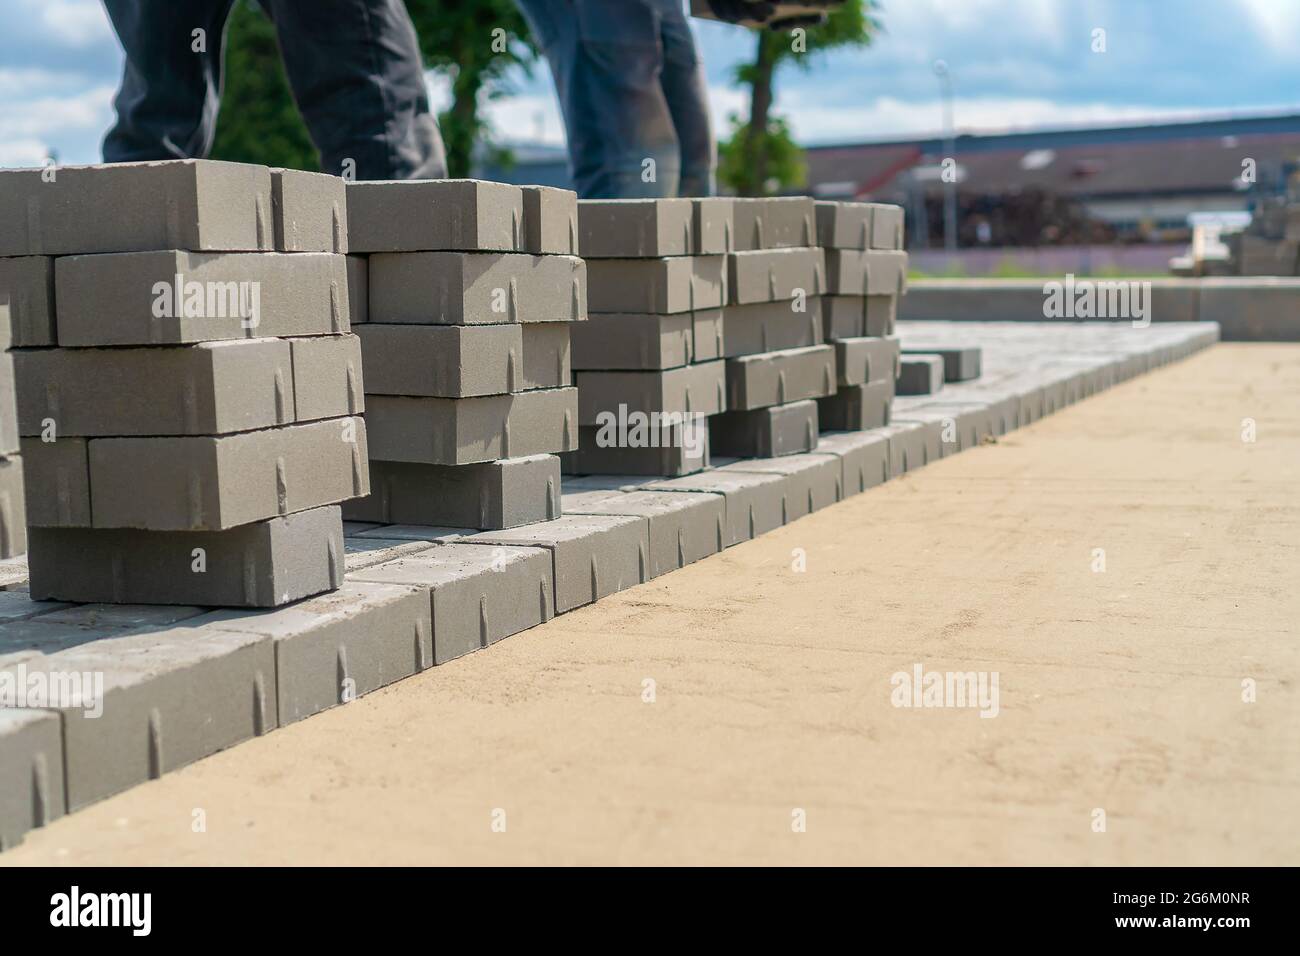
[933,59,958,252]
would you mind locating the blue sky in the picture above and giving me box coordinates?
[2,0,1299,166]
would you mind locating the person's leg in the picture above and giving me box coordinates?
[655,0,716,197]
[101,0,237,162]
[521,0,679,198]
[261,0,445,180]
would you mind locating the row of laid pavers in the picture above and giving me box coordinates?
[0,318,1219,850]
[900,276,1300,341]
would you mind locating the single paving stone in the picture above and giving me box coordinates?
[462,514,650,614]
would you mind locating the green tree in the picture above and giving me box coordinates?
[719,2,879,196]
[210,1,318,170]
[210,0,538,177]
[405,0,538,177]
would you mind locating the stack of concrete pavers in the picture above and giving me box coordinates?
[709,196,834,459]
[0,297,23,558]
[1,159,366,607]
[1,318,1223,848]
[571,197,729,475]
[1226,195,1300,276]
[897,344,983,396]
[341,180,582,528]
[814,200,907,431]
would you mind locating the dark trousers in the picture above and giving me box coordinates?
[102,0,446,180]
[516,0,716,199]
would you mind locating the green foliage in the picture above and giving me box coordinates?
[211,0,538,178]
[403,0,538,177]
[720,1,878,196]
[210,1,318,171]
[717,114,805,196]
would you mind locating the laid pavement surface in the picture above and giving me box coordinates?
[3,342,1297,865]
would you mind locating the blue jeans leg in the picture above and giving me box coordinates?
[102,0,236,162]
[520,0,705,198]
[102,0,445,180]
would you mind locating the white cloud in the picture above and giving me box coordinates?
[1236,0,1300,53]
[483,94,566,146]
[0,139,53,167]
[876,0,1068,56]
[19,0,113,48]
[0,80,115,166]
[426,72,567,146]
[707,84,749,129]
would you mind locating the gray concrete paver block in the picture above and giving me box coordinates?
[834,335,901,386]
[196,579,431,725]
[271,167,346,253]
[520,322,572,390]
[27,505,345,607]
[16,338,296,436]
[644,470,787,547]
[726,344,836,410]
[586,255,725,314]
[876,420,931,477]
[0,708,65,850]
[815,200,872,250]
[0,257,56,346]
[692,307,725,361]
[560,489,724,578]
[868,203,905,250]
[722,298,822,357]
[55,250,349,346]
[576,360,725,425]
[727,247,825,305]
[571,312,693,370]
[521,185,578,255]
[897,354,945,395]
[346,255,368,325]
[20,437,90,528]
[366,388,576,465]
[817,378,894,431]
[716,451,842,517]
[0,591,72,622]
[577,199,693,257]
[0,159,274,257]
[692,197,734,254]
[825,249,908,296]
[462,514,649,613]
[731,197,816,251]
[864,294,898,337]
[290,334,364,421]
[346,179,524,253]
[368,251,585,324]
[710,399,818,459]
[20,623,277,810]
[88,416,368,531]
[357,323,521,397]
[351,542,554,661]
[570,423,710,477]
[815,430,891,496]
[344,454,560,530]
[902,345,982,382]
[343,537,439,573]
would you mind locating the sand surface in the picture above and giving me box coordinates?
[5,343,1297,866]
